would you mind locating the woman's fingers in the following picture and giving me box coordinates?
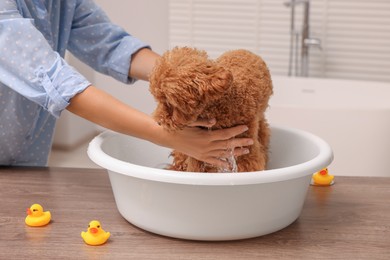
[210,125,250,140]
[186,123,254,153]
[223,137,253,150]
[209,133,253,152]
[208,147,250,158]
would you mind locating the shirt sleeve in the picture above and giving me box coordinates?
[0,1,91,118]
[68,0,150,84]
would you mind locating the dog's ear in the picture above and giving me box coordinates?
[149,47,232,130]
[197,65,233,103]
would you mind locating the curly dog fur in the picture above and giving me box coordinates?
[149,47,273,173]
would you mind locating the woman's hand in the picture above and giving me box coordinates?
[161,119,253,168]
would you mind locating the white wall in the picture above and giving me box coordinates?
[93,0,169,115]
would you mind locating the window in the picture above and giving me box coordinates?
[169,0,390,82]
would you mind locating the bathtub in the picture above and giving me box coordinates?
[88,126,333,240]
[266,76,390,177]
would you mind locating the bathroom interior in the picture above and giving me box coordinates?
[50,0,390,177]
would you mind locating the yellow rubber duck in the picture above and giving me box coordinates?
[81,220,110,246]
[25,204,51,227]
[311,168,334,186]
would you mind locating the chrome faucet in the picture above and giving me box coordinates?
[284,0,321,77]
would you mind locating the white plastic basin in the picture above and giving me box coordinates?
[88,125,333,241]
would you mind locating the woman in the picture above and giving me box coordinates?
[0,0,253,167]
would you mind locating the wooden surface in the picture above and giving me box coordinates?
[0,167,389,259]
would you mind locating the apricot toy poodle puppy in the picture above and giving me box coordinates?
[149,47,273,173]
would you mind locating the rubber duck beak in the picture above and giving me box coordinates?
[90,227,98,234]
[26,208,32,215]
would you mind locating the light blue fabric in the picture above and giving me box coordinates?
[0,0,149,166]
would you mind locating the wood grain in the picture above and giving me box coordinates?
[0,167,389,259]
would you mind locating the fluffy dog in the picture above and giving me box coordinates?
[149,47,273,173]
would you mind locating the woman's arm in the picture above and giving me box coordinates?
[128,48,161,81]
[66,85,252,168]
